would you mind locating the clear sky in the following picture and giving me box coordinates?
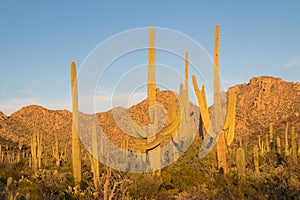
[0,1,299,115]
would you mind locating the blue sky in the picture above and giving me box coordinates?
[0,1,299,115]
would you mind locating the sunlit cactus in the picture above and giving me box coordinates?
[261,140,265,155]
[269,123,274,143]
[31,128,42,171]
[269,123,274,149]
[70,61,82,184]
[52,132,61,166]
[192,25,236,174]
[285,123,289,156]
[276,136,281,153]
[253,145,259,173]
[223,93,236,146]
[37,131,42,169]
[291,127,297,161]
[91,123,100,190]
[266,134,270,152]
[236,147,245,180]
[17,142,22,163]
[192,76,210,134]
[148,26,157,129]
[134,135,162,151]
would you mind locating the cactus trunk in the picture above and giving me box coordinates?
[253,145,259,173]
[285,123,289,156]
[71,61,82,184]
[192,25,236,174]
[236,147,245,180]
[291,127,297,161]
[91,123,100,190]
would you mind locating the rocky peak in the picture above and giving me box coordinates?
[228,76,300,139]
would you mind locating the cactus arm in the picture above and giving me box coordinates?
[131,121,147,139]
[134,135,161,151]
[223,92,236,146]
[159,104,181,136]
[192,75,211,132]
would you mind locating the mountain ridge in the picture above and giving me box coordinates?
[0,76,299,149]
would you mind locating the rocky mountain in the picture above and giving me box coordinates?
[0,76,299,150]
[229,76,300,143]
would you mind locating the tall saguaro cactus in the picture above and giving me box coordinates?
[31,128,42,171]
[91,123,100,190]
[291,127,297,161]
[253,145,259,173]
[148,26,157,125]
[183,52,190,132]
[184,51,189,94]
[236,147,246,181]
[285,123,289,156]
[52,132,61,166]
[71,61,82,184]
[192,25,236,174]
[213,24,228,174]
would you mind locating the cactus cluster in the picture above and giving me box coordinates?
[254,122,298,173]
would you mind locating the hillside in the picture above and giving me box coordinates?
[0,76,299,150]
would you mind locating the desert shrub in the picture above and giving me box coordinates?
[126,174,161,199]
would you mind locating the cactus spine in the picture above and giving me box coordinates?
[253,145,259,173]
[236,147,245,180]
[71,61,82,184]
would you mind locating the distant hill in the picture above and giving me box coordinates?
[0,76,299,150]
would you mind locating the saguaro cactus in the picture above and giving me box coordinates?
[71,61,82,184]
[91,123,100,190]
[276,136,281,153]
[285,123,289,156]
[253,145,259,173]
[192,25,236,174]
[291,127,297,161]
[182,52,190,137]
[269,123,275,149]
[17,142,22,163]
[236,147,245,180]
[52,132,61,166]
[148,26,157,127]
[31,128,42,171]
